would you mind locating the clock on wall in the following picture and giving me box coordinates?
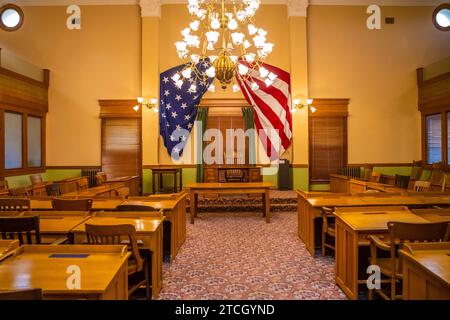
[0,3,24,32]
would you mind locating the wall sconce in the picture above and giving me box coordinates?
[134,97,158,113]
[291,98,315,114]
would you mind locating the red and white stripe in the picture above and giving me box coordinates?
[236,62,292,160]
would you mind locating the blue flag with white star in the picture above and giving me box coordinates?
[159,60,213,160]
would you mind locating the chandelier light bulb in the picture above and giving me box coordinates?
[307,98,314,105]
[208,55,218,63]
[206,31,220,43]
[189,20,200,31]
[189,83,197,93]
[251,82,259,91]
[243,40,251,49]
[259,67,269,78]
[133,105,140,112]
[238,64,249,75]
[236,10,247,21]
[228,18,238,30]
[175,41,187,51]
[268,72,277,81]
[172,73,181,82]
[182,68,192,79]
[231,32,245,45]
[232,84,240,92]
[264,78,272,87]
[190,54,200,63]
[210,18,220,29]
[230,55,238,63]
[258,28,267,37]
[248,24,258,35]
[181,28,191,37]
[175,79,183,88]
[206,66,216,78]
[208,83,216,92]
[245,53,255,62]
[137,97,144,104]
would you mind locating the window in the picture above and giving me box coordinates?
[425,114,442,164]
[4,112,23,169]
[2,111,45,175]
[27,116,42,168]
[309,116,347,183]
[0,4,24,32]
[433,4,450,31]
[448,112,450,164]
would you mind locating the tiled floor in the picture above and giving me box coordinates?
[158,207,346,300]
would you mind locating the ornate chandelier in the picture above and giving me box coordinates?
[173,0,276,92]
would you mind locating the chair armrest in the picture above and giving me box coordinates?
[368,235,390,251]
[50,237,70,245]
[432,206,442,209]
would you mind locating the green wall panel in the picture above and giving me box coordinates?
[293,168,309,191]
[372,166,412,177]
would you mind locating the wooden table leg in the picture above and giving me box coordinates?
[264,189,270,223]
[190,190,196,224]
[152,173,156,194]
[149,227,163,299]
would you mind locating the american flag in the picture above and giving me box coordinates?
[159,61,213,159]
[236,62,293,160]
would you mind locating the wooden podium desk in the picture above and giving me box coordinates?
[0,245,130,300]
[102,176,140,196]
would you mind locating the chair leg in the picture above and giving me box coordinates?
[145,261,151,300]
[321,232,326,257]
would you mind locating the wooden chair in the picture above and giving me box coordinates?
[85,224,150,299]
[0,180,9,191]
[0,198,30,211]
[224,169,246,182]
[413,180,431,192]
[114,187,130,198]
[29,174,44,186]
[76,178,89,191]
[0,216,41,244]
[368,221,449,300]
[429,162,444,186]
[9,187,33,197]
[394,174,410,189]
[95,172,107,186]
[410,160,423,180]
[0,289,42,300]
[442,174,450,192]
[321,207,335,256]
[370,172,381,183]
[52,198,93,211]
[116,204,157,212]
[45,183,61,197]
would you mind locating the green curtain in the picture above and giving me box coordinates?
[196,107,209,182]
[242,107,256,165]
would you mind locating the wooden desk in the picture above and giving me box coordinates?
[30,198,125,211]
[72,217,163,298]
[0,245,130,299]
[399,242,450,300]
[151,168,182,194]
[412,208,450,223]
[334,206,428,300]
[61,185,124,198]
[23,211,91,244]
[204,165,263,183]
[102,176,140,196]
[0,240,19,262]
[187,182,273,224]
[120,195,187,260]
[296,190,450,256]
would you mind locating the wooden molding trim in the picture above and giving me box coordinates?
[347,163,413,167]
[46,166,102,170]
[143,164,197,169]
[199,98,251,108]
[292,164,309,168]
[98,99,141,118]
[309,98,350,117]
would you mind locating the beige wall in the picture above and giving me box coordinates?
[0,5,141,166]
[2,4,449,171]
[308,5,450,164]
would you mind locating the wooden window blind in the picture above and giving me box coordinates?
[309,116,347,182]
[425,113,442,164]
[101,118,141,178]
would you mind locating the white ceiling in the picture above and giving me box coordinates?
[1,0,443,6]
